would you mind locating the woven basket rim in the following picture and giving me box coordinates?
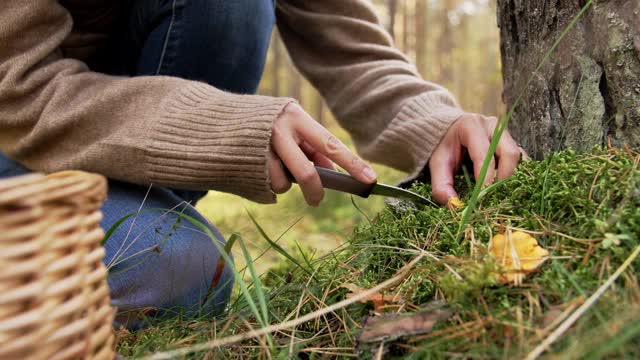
[0,171,106,207]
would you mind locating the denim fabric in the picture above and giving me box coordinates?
[0,0,275,328]
[109,0,275,94]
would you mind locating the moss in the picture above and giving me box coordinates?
[117,148,640,358]
[261,147,640,358]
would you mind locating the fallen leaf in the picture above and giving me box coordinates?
[489,230,549,285]
[358,306,453,344]
[341,283,403,312]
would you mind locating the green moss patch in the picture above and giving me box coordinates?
[117,148,640,359]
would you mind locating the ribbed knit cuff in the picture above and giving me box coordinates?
[398,91,465,179]
[145,82,295,204]
[361,91,465,180]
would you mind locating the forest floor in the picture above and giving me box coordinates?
[115,147,640,359]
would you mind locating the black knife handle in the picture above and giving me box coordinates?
[285,166,376,198]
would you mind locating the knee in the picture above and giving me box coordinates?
[105,208,234,327]
[185,0,275,56]
[163,227,235,313]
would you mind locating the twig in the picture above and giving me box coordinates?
[288,266,320,355]
[525,245,640,360]
[374,342,385,360]
[146,254,425,359]
[410,244,463,281]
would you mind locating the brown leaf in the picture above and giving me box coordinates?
[358,307,453,344]
[341,283,404,312]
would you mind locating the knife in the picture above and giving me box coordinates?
[286,166,436,206]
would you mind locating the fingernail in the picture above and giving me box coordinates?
[363,167,377,182]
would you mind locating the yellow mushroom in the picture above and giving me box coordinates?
[448,197,465,209]
[489,231,549,285]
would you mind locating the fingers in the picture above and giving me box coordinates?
[267,149,291,194]
[429,113,524,209]
[495,135,521,180]
[271,125,324,206]
[271,103,375,206]
[301,141,335,170]
[429,150,458,205]
[460,120,496,186]
[292,112,376,184]
[485,116,521,180]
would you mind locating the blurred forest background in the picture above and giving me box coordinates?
[197,0,505,274]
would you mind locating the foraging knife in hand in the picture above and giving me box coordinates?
[286,166,435,206]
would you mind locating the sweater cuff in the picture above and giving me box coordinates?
[361,91,465,180]
[145,82,295,204]
[397,91,466,180]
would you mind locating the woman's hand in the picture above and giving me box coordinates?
[269,103,377,206]
[428,113,525,205]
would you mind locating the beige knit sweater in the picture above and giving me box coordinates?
[0,0,464,203]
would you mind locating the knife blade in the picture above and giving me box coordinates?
[286,166,436,206]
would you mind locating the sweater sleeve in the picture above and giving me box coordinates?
[276,0,466,178]
[0,0,293,203]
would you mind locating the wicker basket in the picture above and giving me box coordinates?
[0,171,115,360]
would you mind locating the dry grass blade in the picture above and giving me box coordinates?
[288,266,321,356]
[525,244,640,360]
[145,254,425,359]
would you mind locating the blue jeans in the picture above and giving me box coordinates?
[0,0,275,328]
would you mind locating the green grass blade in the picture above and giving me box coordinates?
[223,232,238,255]
[584,320,640,360]
[552,260,606,325]
[350,195,372,224]
[237,235,270,326]
[101,206,188,247]
[456,0,593,238]
[293,240,314,272]
[161,212,268,331]
[237,216,304,274]
[101,212,136,246]
[456,114,509,237]
[246,209,313,275]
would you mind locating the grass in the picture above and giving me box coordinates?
[113,2,640,357]
[115,147,640,359]
[194,125,402,277]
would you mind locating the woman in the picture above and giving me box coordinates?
[0,0,522,327]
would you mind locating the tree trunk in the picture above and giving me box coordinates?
[415,0,428,75]
[438,0,455,85]
[497,0,640,159]
[315,96,325,125]
[289,71,303,104]
[402,0,410,52]
[388,0,398,39]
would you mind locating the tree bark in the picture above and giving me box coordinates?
[415,0,428,75]
[289,71,303,104]
[388,0,398,39]
[402,0,410,52]
[498,0,640,159]
[438,0,455,85]
[315,95,325,125]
